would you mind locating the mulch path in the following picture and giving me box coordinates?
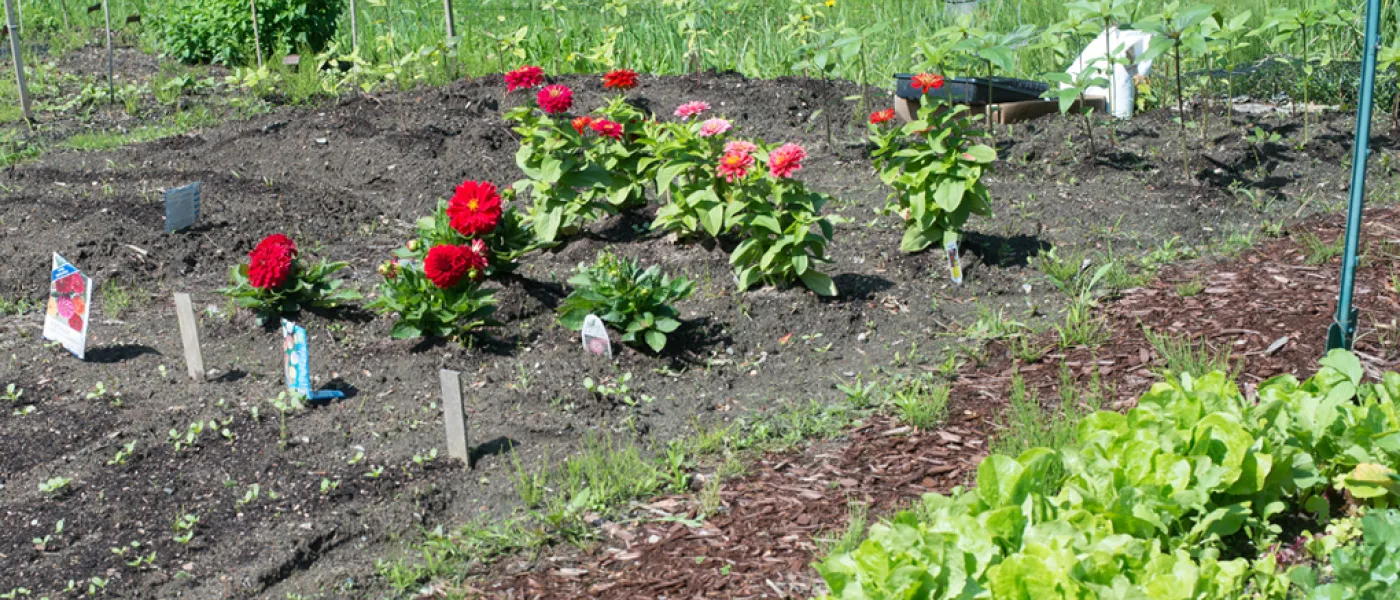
[466,206,1400,599]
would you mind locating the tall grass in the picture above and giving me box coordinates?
[13,0,1399,83]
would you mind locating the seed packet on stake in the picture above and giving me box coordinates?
[281,320,345,402]
[164,182,201,233]
[43,254,93,359]
[945,239,964,284]
[581,314,612,359]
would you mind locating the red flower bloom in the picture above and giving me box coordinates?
[768,143,807,179]
[602,69,639,90]
[505,65,544,92]
[446,180,503,237]
[716,150,755,183]
[68,314,84,331]
[590,118,623,140]
[911,73,945,93]
[55,274,84,295]
[869,108,896,124]
[247,233,298,290]
[423,244,487,290]
[572,115,594,135]
[537,84,574,115]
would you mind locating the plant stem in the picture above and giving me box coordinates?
[1174,43,1188,181]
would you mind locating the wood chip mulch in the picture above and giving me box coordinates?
[469,206,1400,600]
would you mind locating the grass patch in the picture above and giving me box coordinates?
[1297,231,1345,265]
[0,295,42,316]
[1054,301,1111,349]
[885,374,950,430]
[814,501,869,557]
[1175,277,1205,297]
[1142,327,1239,379]
[990,365,1107,488]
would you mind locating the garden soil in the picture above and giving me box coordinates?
[2,69,1398,598]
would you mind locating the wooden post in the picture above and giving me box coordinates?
[249,0,262,68]
[439,369,469,468]
[59,0,70,29]
[3,0,31,124]
[349,0,357,50]
[102,0,112,104]
[173,293,206,382]
[442,0,454,39]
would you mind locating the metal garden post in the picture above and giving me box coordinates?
[1327,0,1383,352]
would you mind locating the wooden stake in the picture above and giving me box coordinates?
[442,0,455,39]
[3,0,31,124]
[249,0,262,68]
[349,0,357,50]
[173,293,206,382]
[102,0,112,104]
[59,0,69,29]
[439,369,469,468]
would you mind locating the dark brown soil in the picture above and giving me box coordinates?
[2,68,1398,598]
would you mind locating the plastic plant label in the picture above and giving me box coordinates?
[164,182,201,233]
[43,253,92,359]
[281,320,344,401]
[945,239,964,284]
[581,314,612,359]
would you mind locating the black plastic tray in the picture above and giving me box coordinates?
[894,74,1049,104]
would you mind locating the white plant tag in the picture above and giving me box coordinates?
[42,253,92,360]
[581,314,612,358]
[945,239,964,284]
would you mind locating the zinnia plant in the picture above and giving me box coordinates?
[536,84,574,115]
[369,242,497,341]
[505,65,545,92]
[602,69,639,90]
[868,85,996,254]
[407,179,535,278]
[220,234,360,324]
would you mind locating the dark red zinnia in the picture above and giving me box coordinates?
[602,69,639,90]
[590,118,623,140]
[505,65,544,92]
[247,233,298,290]
[446,180,503,237]
[870,108,896,124]
[537,84,574,115]
[423,244,487,290]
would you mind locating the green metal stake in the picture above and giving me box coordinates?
[1327,0,1383,352]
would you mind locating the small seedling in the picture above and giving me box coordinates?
[172,513,199,544]
[107,441,136,466]
[32,520,63,552]
[319,478,341,495]
[111,541,156,568]
[1,384,21,403]
[237,484,261,506]
[364,465,385,479]
[86,381,123,407]
[268,392,303,448]
[834,376,877,408]
[347,446,366,465]
[39,477,73,498]
[167,420,213,452]
[412,448,439,467]
[583,373,644,407]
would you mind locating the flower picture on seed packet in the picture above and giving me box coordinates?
[43,253,93,359]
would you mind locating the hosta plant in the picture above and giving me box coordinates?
[403,179,535,277]
[370,242,496,341]
[220,234,360,324]
[869,73,996,254]
[558,250,693,353]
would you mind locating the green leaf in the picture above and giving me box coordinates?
[390,321,423,340]
[962,144,997,164]
[799,270,837,297]
[644,329,667,353]
[1321,349,1363,386]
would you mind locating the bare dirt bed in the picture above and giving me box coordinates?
[1,70,1398,598]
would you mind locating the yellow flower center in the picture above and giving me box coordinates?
[468,199,479,211]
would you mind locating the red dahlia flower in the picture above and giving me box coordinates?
[911,73,945,93]
[423,244,487,290]
[247,233,298,290]
[590,118,623,140]
[602,69,639,90]
[716,150,755,183]
[869,108,896,124]
[768,143,807,179]
[447,180,503,237]
[572,115,594,135]
[537,84,574,115]
[505,65,544,92]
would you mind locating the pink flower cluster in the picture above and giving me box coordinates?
[674,101,710,119]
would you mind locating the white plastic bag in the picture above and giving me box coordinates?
[1063,27,1156,119]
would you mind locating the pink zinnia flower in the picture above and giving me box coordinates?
[716,150,754,183]
[697,118,731,138]
[723,140,757,156]
[537,84,574,115]
[768,143,807,178]
[505,65,544,92]
[673,101,710,119]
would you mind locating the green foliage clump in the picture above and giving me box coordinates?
[558,251,693,353]
[153,0,342,66]
[815,350,1400,599]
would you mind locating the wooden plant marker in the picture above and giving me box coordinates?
[102,0,112,104]
[439,369,469,469]
[249,0,262,68]
[173,293,206,381]
[3,0,32,123]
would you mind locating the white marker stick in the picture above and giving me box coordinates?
[173,293,206,381]
[439,369,469,469]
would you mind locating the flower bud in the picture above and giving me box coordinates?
[406,239,421,252]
